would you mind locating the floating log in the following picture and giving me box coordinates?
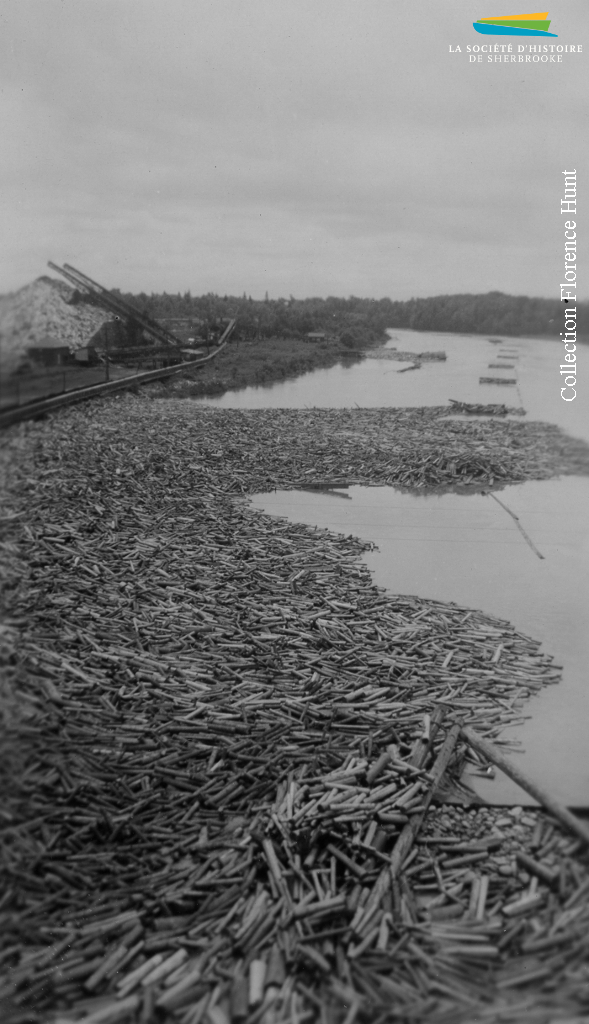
[461,726,589,846]
[484,492,545,560]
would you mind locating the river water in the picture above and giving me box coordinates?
[198,331,589,806]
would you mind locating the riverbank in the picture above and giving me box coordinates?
[144,335,380,401]
[1,396,589,1024]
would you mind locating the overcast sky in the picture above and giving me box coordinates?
[1,1,586,299]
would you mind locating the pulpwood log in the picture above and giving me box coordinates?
[390,723,462,877]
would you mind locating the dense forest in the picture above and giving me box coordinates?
[117,289,584,342]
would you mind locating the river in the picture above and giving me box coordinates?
[197,330,589,806]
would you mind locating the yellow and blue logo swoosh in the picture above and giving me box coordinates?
[473,12,557,36]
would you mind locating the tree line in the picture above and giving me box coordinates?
[115,289,582,342]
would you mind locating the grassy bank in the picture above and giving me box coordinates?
[1,397,589,1024]
[146,335,379,399]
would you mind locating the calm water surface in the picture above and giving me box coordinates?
[198,329,588,443]
[251,480,589,806]
[200,332,589,805]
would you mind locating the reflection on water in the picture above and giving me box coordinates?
[251,479,589,806]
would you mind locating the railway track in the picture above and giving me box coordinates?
[0,319,235,429]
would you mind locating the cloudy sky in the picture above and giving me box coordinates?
[1,0,586,299]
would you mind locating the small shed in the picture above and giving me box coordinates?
[74,347,99,365]
[27,345,72,367]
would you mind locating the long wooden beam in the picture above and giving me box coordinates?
[461,725,589,846]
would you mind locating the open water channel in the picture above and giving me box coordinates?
[197,330,589,807]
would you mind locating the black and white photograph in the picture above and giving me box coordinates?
[1,3,588,1022]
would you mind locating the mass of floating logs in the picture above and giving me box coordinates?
[365,349,447,361]
[479,378,517,386]
[1,396,589,1023]
[447,400,523,417]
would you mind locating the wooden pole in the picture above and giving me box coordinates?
[390,723,461,877]
[461,725,589,847]
[356,708,449,925]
